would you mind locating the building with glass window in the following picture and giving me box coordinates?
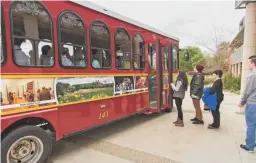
[228,0,256,93]
[229,17,244,77]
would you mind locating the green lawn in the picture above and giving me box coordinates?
[58,88,114,104]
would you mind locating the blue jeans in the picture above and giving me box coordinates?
[245,104,256,150]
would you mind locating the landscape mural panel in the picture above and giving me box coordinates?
[56,77,115,104]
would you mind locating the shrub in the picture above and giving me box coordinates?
[223,72,233,90]
[223,72,241,94]
[204,75,217,86]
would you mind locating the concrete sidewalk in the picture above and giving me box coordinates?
[50,91,256,163]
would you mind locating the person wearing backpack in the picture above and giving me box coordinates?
[207,70,224,129]
[171,71,188,127]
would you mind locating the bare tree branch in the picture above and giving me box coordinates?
[195,25,235,72]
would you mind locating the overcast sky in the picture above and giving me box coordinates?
[90,0,245,53]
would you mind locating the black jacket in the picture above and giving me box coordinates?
[190,72,204,98]
[210,79,224,103]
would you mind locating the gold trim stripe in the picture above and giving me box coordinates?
[1,73,149,75]
[1,91,149,116]
[1,73,149,78]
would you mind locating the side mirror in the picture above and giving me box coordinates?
[184,50,190,62]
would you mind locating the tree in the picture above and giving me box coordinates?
[196,26,233,71]
[197,25,235,53]
[179,46,205,71]
[56,82,70,96]
[213,41,231,70]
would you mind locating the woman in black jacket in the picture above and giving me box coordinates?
[208,70,224,129]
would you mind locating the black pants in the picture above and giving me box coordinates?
[211,103,220,127]
[175,97,183,120]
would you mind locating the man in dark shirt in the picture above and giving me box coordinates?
[208,70,224,129]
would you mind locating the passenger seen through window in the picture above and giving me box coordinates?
[14,38,30,66]
[60,46,73,66]
[40,45,53,66]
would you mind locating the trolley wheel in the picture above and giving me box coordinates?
[165,108,172,113]
[1,125,52,163]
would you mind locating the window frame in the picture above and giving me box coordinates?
[132,33,145,70]
[9,1,55,68]
[172,45,179,71]
[89,19,112,70]
[1,5,7,66]
[114,27,131,70]
[57,10,87,69]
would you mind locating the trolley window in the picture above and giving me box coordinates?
[163,46,168,71]
[172,45,178,70]
[115,28,130,69]
[90,20,111,69]
[1,5,6,65]
[132,33,145,69]
[10,1,54,67]
[58,11,86,68]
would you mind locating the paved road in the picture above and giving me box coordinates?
[49,114,180,163]
[49,92,256,163]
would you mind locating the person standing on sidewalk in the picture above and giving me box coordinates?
[239,55,256,153]
[171,71,188,127]
[190,64,205,124]
[208,70,224,129]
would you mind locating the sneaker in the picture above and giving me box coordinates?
[175,120,184,127]
[173,118,179,124]
[208,124,219,129]
[192,120,204,124]
[240,144,254,153]
[190,117,198,121]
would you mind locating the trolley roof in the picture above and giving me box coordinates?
[70,0,180,41]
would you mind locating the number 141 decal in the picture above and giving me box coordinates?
[99,111,109,120]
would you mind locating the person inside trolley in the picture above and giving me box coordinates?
[13,37,30,66]
[74,47,86,67]
[40,45,54,66]
[60,46,73,66]
[91,49,101,68]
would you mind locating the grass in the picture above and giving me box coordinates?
[58,88,114,104]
